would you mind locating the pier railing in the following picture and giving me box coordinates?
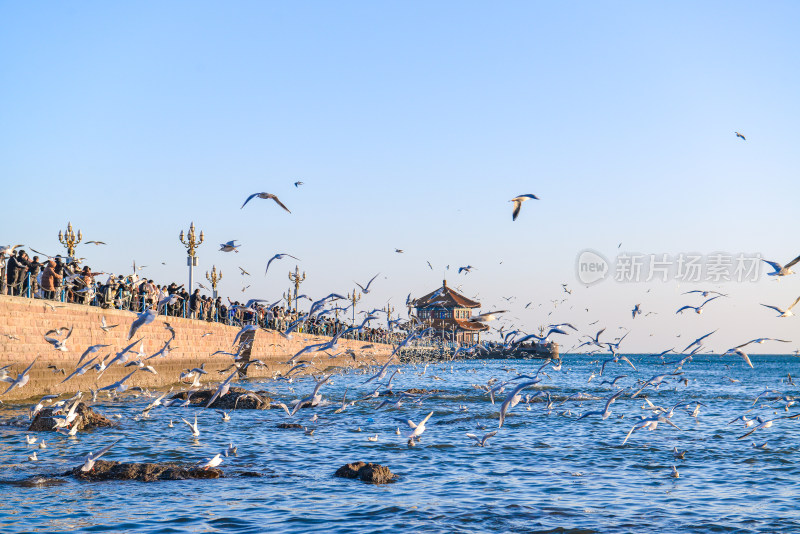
[2,270,437,348]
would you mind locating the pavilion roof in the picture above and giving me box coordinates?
[413,280,481,309]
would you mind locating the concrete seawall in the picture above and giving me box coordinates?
[0,295,392,402]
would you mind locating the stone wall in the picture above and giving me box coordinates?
[0,295,392,402]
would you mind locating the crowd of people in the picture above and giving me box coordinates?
[1,249,406,345]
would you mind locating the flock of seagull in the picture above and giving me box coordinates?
[2,176,800,483]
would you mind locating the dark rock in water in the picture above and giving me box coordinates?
[65,460,223,482]
[6,477,67,488]
[334,462,397,484]
[29,403,115,432]
[403,388,442,395]
[171,387,272,410]
[276,423,303,429]
[377,388,442,397]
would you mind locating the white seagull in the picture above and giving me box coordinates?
[1,357,38,396]
[61,356,98,384]
[760,296,800,318]
[499,380,539,427]
[407,411,434,440]
[219,240,240,253]
[469,310,508,323]
[466,430,498,447]
[676,296,721,315]
[128,308,156,340]
[510,194,539,221]
[181,414,201,437]
[200,453,223,470]
[100,316,119,332]
[265,253,300,275]
[240,192,291,213]
[355,273,380,294]
[81,439,121,472]
[77,344,110,366]
[44,327,73,352]
[763,254,800,277]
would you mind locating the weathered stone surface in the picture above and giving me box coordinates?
[276,423,303,429]
[171,387,272,410]
[0,294,393,401]
[29,403,115,432]
[65,460,223,482]
[334,462,397,484]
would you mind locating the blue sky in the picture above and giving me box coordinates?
[2,2,799,353]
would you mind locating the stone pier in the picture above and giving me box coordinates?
[0,295,391,402]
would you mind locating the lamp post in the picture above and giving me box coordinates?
[347,289,362,324]
[205,265,222,299]
[287,265,306,313]
[384,302,394,330]
[58,222,82,260]
[179,222,204,297]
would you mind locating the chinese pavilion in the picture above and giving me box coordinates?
[412,280,489,344]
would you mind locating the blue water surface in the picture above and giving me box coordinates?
[2,353,799,533]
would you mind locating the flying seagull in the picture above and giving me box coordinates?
[128,308,156,340]
[219,240,240,253]
[294,181,304,187]
[81,439,121,472]
[466,430,498,447]
[355,273,380,294]
[470,310,508,323]
[100,316,119,332]
[676,296,721,315]
[735,132,746,140]
[683,330,716,353]
[510,194,539,221]
[763,254,800,277]
[265,253,300,275]
[1,357,37,396]
[240,192,291,213]
[761,296,800,318]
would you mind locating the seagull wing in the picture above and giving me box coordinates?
[760,304,784,315]
[789,297,800,311]
[92,439,121,461]
[241,192,260,209]
[364,273,380,291]
[511,199,522,221]
[762,259,783,273]
[784,254,800,270]
[269,194,292,213]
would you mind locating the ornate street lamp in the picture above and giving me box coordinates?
[58,222,82,260]
[384,302,394,330]
[287,265,306,313]
[205,265,222,299]
[179,222,204,295]
[347,289,362,324]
